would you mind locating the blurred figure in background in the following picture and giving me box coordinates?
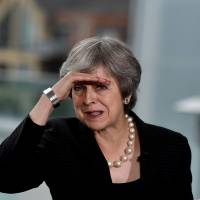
[0,36,193,199]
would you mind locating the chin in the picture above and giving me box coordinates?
[84,121,107,131]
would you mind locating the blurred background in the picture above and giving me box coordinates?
[0,0,199,199]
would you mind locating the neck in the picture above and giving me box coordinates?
[94,113,137,168]
[94,114,128,145]
[94,114,131,161]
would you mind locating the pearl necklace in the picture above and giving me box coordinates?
[107,114,136,168]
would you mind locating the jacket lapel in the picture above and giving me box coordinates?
[130,111,158,183]
[76,120,112,183]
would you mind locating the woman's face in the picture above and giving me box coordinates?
[72,66,125,131]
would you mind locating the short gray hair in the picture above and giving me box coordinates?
[60,36,142,111]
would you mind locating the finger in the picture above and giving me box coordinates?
[72,72,111,84]
[97,77,111,85]
[68,72,100,83]
[63,71,111,87]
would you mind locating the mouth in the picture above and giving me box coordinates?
[83,110,104,119]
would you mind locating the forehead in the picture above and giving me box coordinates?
[82,65,112,78]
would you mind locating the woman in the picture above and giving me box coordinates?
[0,37,193,199]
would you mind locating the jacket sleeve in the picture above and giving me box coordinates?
[0,115,48,193]
[177,136,194,200]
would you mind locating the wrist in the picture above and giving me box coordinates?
[43,87,60,108]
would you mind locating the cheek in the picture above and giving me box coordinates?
[72,100,83,119]
[72,93,82,104]
[100,98,120,114]
[104,92,122,105]
[72,96,82,111]
[105,97,124,113]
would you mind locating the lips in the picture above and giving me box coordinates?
[83,110,104,118]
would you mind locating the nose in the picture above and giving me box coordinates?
[83,86,97,105]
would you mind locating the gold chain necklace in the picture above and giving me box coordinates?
[107,114,136,168]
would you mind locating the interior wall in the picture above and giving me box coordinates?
[128,0,200,198]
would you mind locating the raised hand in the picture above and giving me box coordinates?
[52,71,110,101]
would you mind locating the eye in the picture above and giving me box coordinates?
[95,84,107,90]
[73,85,85,92]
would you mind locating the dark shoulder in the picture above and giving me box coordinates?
[46,117,87,133]
[34,117,88,154]
[144,122,190,151]
[148,122,186,139]
[132,111,188,145]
